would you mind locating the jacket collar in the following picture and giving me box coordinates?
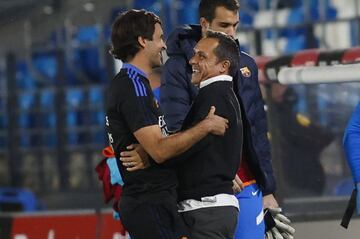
[199,74,232,88]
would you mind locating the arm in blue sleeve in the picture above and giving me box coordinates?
[343,103,360,214]
[160,57,196,132]
[343,103,360,183]
[239,54,276,194]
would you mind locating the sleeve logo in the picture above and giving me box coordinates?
[240,67,251,77]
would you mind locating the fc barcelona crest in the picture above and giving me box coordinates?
[240,67,251,77]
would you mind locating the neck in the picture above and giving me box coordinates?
[128,52,152,76]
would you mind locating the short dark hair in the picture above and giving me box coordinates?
[199,0,240,22]
[205,30,240,76]
[110,9,161,62]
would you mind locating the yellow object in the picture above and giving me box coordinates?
[296,113,311,127]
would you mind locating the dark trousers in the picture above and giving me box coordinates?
[119,194,189,239]
[181,206,238,239]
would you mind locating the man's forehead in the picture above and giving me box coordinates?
[154,23,163,34]
[213,6,239,22]
[195,38,218,51]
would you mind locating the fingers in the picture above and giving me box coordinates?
[234,175,244,190]
[205,106,230,136]
[215,115,229,126]
[271,227,284,239]
[274,218,295,235]
[275,213,291,225]
[121,159,144,169]
[120,155,139,165]
[120,151,134,158]
[232,180,242,193]
[121,160,136,167]
[266,231,274,239]
[281,232,294,239]
[210,117,229,136]
[126,144,135,150]
[232,175,243,193]
[126,163,145,172]
[120,153,144,170]
[268,208,295,237]
[269,207,282,214]
[207,106,216,117]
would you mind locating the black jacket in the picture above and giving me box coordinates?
[177,81,242,201]
[160,24,276,194]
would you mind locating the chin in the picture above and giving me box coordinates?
[152,61,162,68]
[191,78,200,86]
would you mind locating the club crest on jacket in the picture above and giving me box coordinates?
[240,66,251,77]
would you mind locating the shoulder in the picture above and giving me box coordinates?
[238,51,258,80]
[164,56,188,68]
[239,51,257,69]
[199,84,238,115]
[162,56,190,82]
[110,70,147,97]
[199,82,231,101]
[109,71,128,89]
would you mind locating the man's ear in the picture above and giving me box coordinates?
[138,36,147,48]
[200,17,210,32]
[220,60,231,74]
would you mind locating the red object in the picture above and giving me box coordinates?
[102,146,115,158]
[98,212,129,239]
[291,49,321,67]
[255,56,273,84]
[11,213,98,239]
[95,146,122,212]
[342,47,360,64]
[237,153,255,184]
[9,211,129,239]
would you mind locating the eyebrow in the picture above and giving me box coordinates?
[196,50,207,57]
[218,21,239,26]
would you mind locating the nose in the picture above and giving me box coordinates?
[189,58,194,65]
[227,27,236,38]
[161,39,167,50]
[189,56,196,65]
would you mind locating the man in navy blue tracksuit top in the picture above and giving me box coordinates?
[160,0,278,238]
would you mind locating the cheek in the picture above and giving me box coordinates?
[198,62,209,75]
[200,60,215,73]
[212,26,227,33]
[199,60,210,69]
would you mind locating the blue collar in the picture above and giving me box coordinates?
[122,63,147,78]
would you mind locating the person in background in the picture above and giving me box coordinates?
[160,0,278,238]
[268,83,333,197]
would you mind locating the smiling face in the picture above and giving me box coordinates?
[200,6,239,38]
[143,23,166,68]
[189,37,227,85]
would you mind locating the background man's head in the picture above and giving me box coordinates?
[189,30,240,85]
[110,9,166,67]
[199,0,240,37]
